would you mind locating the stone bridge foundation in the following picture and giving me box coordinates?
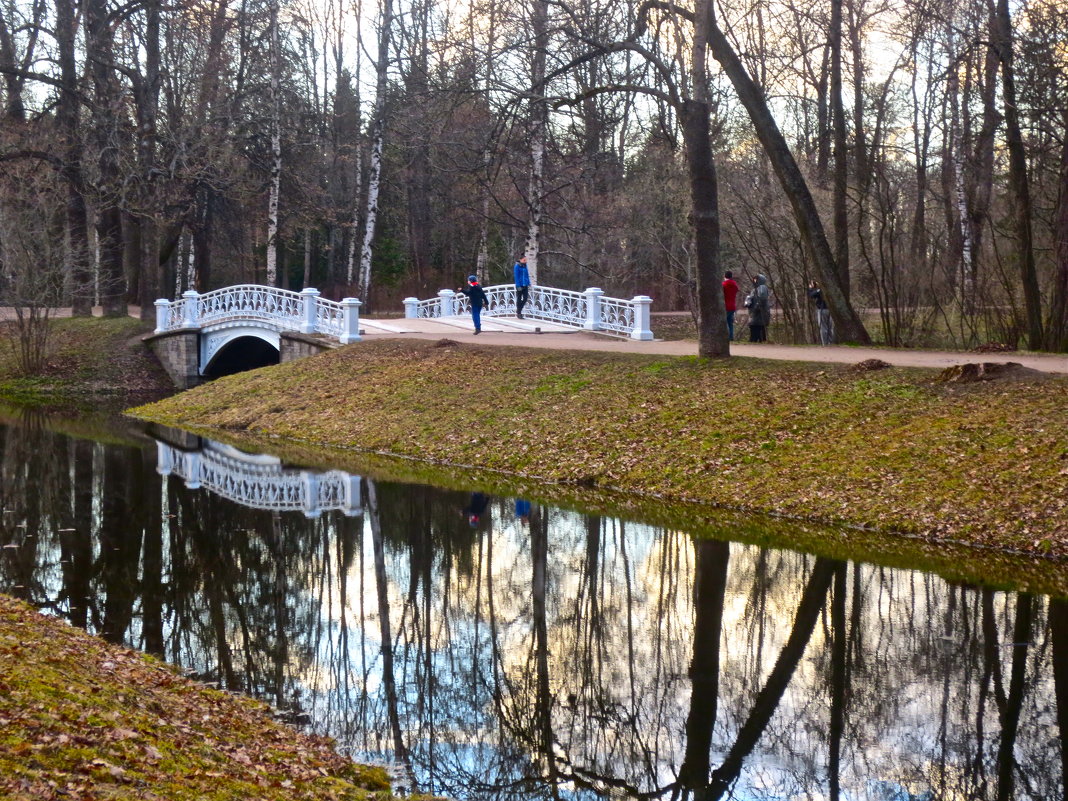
[144,329,336,389]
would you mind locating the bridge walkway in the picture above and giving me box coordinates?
[361,315,579,336]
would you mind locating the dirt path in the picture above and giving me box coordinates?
[361,319,1068,375]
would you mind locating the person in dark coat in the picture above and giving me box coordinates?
[744,273,771,342]
[513,255,531,319]
[457,275,489,334]
[808,280,834,345]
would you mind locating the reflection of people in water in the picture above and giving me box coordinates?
[462,492,489,527]
[515,498,531,526]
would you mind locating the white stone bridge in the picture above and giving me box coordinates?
[145,283,652,388]
[156,438,362,518]
[146,285,363,388]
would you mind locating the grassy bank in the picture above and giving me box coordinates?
[0,316,173,410]
[131,339,1068,559]
[0,595,404,800]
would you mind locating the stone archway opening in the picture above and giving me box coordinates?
[202,336,280,379]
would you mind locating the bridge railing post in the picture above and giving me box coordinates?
[438,289,456,317]
[340,297,362,344]
[155,441,173,475]
[403,297,419,318]
[302,473,321,518]
[343,475,362,516]
[182,290,200,328]
[300,287,320,333]
[184,452,202,489]
[584,287,603,330]
[630,295,654,340]
[154,299,170,333]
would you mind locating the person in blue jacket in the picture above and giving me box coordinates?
[457,275,488,334]
[513,255,531,319]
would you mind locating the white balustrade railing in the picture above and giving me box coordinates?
[403,284,653,340]
[156,440,362,518]
[154,285,362,344]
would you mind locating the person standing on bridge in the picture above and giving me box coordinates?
[458,275,489,334]
[514,255,531,319]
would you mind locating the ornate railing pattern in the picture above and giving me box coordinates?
[403,284,653,340]
[156,440,362,518]
[154,285,361,344]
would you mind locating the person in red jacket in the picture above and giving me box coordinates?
[722,270,739,341]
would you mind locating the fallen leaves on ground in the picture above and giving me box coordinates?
[0,595,398,800]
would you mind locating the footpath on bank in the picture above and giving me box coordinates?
[358,317,1068,374]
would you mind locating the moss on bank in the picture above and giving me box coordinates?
[0,595,406,801]
[131,339,1068,563]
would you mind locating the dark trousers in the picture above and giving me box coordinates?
[516,285,529,317]
[749,324,766,342]
[471,305,482,332]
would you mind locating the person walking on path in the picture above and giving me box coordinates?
[744,274,771,342]
[458,275,489,334]
[722,270,739,341]
[514,255,531,319]
[807,280,834,345]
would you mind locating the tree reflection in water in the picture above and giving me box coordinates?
[0,418,1063,800]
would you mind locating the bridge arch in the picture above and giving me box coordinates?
[201,324,281,378]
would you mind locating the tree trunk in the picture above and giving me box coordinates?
[830,0,850,298]
[816,44,830,181]
[266,0,282,287]
[707,558,837,799]
[1048,115,1068,351]
[358,0,392,302]
[677,538,729,789]
[828,562,848,801]
[995,594,1032,801]
[681,100,728,357]
[705,16,870,344]
[85,0,126,316]
[55,0,91,316]
[994,0,1043,349]
[137,0,162,322]
[1052,598,1068,794]
[525,0,550,285]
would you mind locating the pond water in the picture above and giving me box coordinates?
[0,413,1064,801]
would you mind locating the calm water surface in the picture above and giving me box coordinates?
[0,414,1064,801]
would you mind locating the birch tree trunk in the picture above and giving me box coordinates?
[344,14,364,286]
[524,0,550,285]
[266,0,282,287]
[345,144,363,284]
[473,2,499,281]
[357,0,392,300]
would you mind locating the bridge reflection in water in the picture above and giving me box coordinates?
[0,418,1064,801]
[155,438,362,518]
